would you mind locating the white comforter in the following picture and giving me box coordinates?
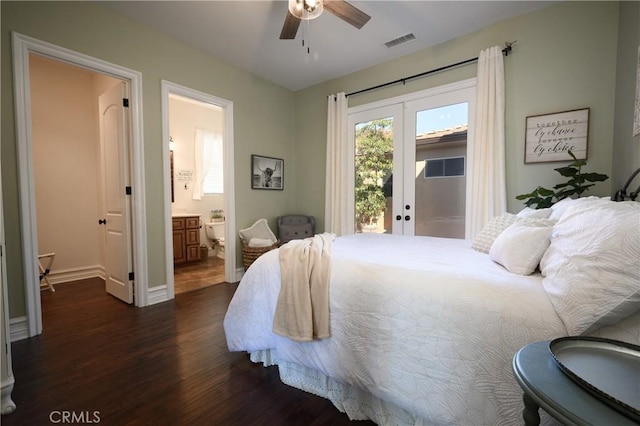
[224,234,570,425]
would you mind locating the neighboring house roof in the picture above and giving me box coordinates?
[416,124,468,146]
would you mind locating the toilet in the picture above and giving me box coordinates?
[205,221,225,259]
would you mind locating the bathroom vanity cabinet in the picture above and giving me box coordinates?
[172,215,201,264]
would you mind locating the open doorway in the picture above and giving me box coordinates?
[161,81,236,298]
[30,54,120,285]
[29,54,134,324]
[12,33,149,338]
[168,94,225,294]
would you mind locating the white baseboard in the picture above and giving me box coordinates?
[147,285,169,306]
[9,316,28,342]
[1,375,16,415]
[48,265,105,285]
[234,267,245,283]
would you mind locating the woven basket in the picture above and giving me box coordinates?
[241,239,280,269]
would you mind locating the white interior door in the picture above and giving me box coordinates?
[99,82,133,304]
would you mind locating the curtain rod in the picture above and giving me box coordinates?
[345,41,516,98]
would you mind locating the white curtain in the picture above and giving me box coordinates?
[193,128,215,200]
[324,92,350,235]
[467,46,506,238]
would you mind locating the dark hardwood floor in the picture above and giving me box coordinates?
[4,278,373,425]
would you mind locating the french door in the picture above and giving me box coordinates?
[348,80,475,237]
[349,104,403,234]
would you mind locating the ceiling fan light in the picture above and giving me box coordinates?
[288,0,323,20]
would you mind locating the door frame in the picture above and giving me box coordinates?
[12,32,149,337]
[160,80,237,293]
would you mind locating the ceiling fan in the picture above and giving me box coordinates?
[280,0,371,40]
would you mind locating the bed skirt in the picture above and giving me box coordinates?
[248,349,561,426]
[250,349,428,426]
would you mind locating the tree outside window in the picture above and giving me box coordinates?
[355,118,393,230]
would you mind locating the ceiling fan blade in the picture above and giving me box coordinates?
[323,0,371,29]
[280,11,301,39]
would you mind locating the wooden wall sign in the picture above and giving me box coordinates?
[524,108,589,163]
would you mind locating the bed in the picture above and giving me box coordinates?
[223,198,640,425]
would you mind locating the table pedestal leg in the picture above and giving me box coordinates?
[522,393,541,426]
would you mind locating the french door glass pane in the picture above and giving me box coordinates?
[414,103,468,238]
[354,117,394,234]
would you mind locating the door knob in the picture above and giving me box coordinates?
[98,219,106,225]
[404,215,410,221]
[396,215,402,221]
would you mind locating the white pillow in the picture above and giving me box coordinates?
[239,218,277,244]
[517,207,552,219]
[548,196,605,221]
[540,200,640,335]
[472,213,555,254]
[490,220,554,275]
[471,213,518,253]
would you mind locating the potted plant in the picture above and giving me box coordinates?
[516,150,609,209]
[354,119,393,231]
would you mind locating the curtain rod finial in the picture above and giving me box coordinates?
[504,40,517,56]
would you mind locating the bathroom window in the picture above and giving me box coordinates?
[200,132,224,195]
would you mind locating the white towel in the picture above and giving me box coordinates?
[248,237,275,247]
[273,233,335,342]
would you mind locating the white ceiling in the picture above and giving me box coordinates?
[99,1,557,91]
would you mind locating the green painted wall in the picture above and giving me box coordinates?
[293,1,623,231]
[612,1,640,190]
[1,1,296,318]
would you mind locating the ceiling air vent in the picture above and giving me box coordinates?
[385,33,416,48]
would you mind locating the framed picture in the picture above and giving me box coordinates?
[251,155,283,190]
[524,108,589,163]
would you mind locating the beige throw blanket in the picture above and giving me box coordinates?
[272,232,336,342]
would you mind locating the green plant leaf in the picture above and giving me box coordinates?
[569,159,587,168]
[555,166,578,177]
[515,193,532,200]
[580,172,609,182]
[537,187,555,196]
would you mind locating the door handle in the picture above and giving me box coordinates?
[404,215,411,221]
[98,219,106,225]
[396,215,402,221]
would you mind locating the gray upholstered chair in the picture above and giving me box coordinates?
[277,215,315,243]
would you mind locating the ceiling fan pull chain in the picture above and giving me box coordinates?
[306,18,311,54]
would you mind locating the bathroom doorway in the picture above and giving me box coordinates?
[161,81,236,296]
